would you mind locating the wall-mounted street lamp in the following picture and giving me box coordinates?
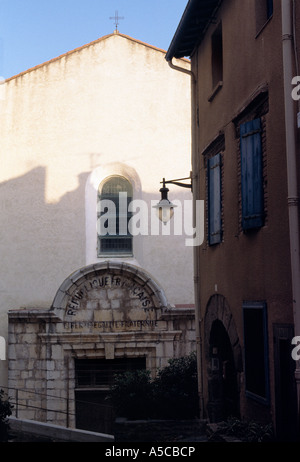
[153,175,192,224]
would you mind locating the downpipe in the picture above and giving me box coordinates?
[282,0,300,436]
[167,58,204,419]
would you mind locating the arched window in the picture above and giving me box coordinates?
[97,176,133,256]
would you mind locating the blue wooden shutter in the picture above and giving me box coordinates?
[267,0,273,19]
[240,118,264,230]
[208,153,222,245]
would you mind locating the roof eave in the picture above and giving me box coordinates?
[166,0,223,62]
[165,0,195,61]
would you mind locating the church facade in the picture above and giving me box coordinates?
[8,261,195,433]
[0,32,195,431]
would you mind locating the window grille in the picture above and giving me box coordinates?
[98,176,133,256]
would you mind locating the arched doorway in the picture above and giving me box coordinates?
[7,261,195,430]
[208,320,239,422]
[51,261,169,432]
[204,295,242,423]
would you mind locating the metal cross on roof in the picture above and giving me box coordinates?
[110,10,124,32]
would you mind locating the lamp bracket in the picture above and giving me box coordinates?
[160,176,192,190]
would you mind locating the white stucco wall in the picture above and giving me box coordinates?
[0,32,192,385]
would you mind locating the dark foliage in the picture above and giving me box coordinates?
[0,389,13,442]
[152,352,199,419]
[208,416,274,442]
[109,369,154,420]
[109,352,199,420]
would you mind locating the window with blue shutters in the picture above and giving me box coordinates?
[208,153,222,245]
[240,118,264,231]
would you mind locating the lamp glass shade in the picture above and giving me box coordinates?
[153,199,176,224]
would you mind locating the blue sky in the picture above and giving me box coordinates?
[0,0,188,78]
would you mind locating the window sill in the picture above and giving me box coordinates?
[97,253,133,259]
[208,81,223,102]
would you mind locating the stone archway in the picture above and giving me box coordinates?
[49,261,185,432]
[8,261,195,431]
[51,261,169,323]
[50,261,170,432]
[204,295,242,423]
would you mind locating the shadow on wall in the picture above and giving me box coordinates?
[0,166,89,307]
[0,166,194,310]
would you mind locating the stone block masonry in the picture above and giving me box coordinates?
[7,262,196,430]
